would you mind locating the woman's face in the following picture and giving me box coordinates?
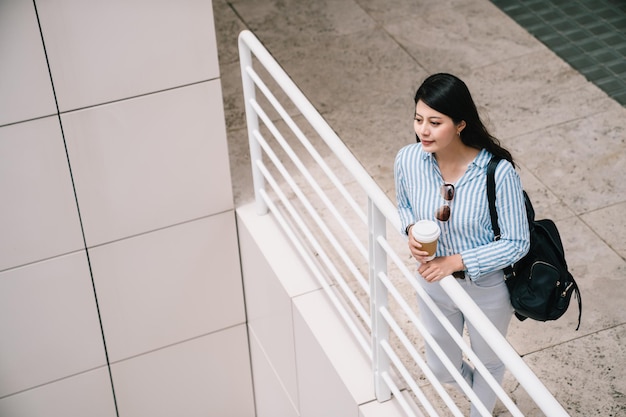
[414,100,465,153]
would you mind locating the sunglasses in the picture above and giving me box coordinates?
[436,183,455,222]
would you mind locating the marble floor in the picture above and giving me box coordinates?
[213,0,626,415]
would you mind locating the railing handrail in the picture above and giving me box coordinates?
[237,30,400,231]
[238,29,570,417]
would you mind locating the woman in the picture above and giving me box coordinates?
[394,73,530,416]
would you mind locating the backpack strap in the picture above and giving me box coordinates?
[486,157,501,240]
[486,157,514,277]
[571,275,583,330]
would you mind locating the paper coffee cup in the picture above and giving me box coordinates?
[411,220,441,261]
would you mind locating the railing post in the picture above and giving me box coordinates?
[368,198,391,401]
[238,32,268,215]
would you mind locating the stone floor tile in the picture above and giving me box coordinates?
[383,1,543,77]
[515,164,577,222]
[465,50,618,139]
[229,0,377,48]
[510,325,626,417]
[354,0,465,25]
[213,0,248,66]
[581,202,626,261]
[506,105,626,214]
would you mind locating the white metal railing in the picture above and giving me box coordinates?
[238,29,570,417]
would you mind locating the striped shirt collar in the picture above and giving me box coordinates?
[421,146,493,170]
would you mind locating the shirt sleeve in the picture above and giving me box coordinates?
[394,147,416,236]
[460,163,530,280]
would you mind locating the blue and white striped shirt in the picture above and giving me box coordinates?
[394,143,530,280]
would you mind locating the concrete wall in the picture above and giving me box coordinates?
[0,1,254,416]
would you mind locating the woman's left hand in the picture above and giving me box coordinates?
[418,255,464,282]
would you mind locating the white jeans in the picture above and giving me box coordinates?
[416,270,513,417]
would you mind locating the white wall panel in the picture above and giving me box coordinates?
[36,0,220,111]
[0,117,84,271]
[293,291,360,417]
[62,80,233,246]
[0,0,57,126]
[0,367,116,417]
[239,228,299,408]
[89,212,244,362]
[0,252,107,397]
[248,331,299,417]
[111,325,255,417]
[237,203,321,409]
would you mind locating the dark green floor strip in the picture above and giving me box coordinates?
[491,0,626,106]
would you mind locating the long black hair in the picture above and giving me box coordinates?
[414,73,515,167]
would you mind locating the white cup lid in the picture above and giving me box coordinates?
[412,220,441,241]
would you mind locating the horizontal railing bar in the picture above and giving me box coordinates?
[378,324,451,417]
[254,128,370,305]
[439,277,570,417]
[239,30,400,233]
[255,157,372,328]
[380,371,424,417]
[245,64,369,235]
[250,101,369,294]
[378,236,523,416]
[256,184,373,356]
[380,296,463,417]
[376,274,473,416]
[377,240,499,417]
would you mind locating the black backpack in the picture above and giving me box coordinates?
[487,157,582,330]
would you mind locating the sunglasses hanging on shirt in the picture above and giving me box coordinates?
[436,183,455,222]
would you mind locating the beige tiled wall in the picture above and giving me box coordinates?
[0,1,254,416]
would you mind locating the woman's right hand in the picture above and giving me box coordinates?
[407,224,432,263]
